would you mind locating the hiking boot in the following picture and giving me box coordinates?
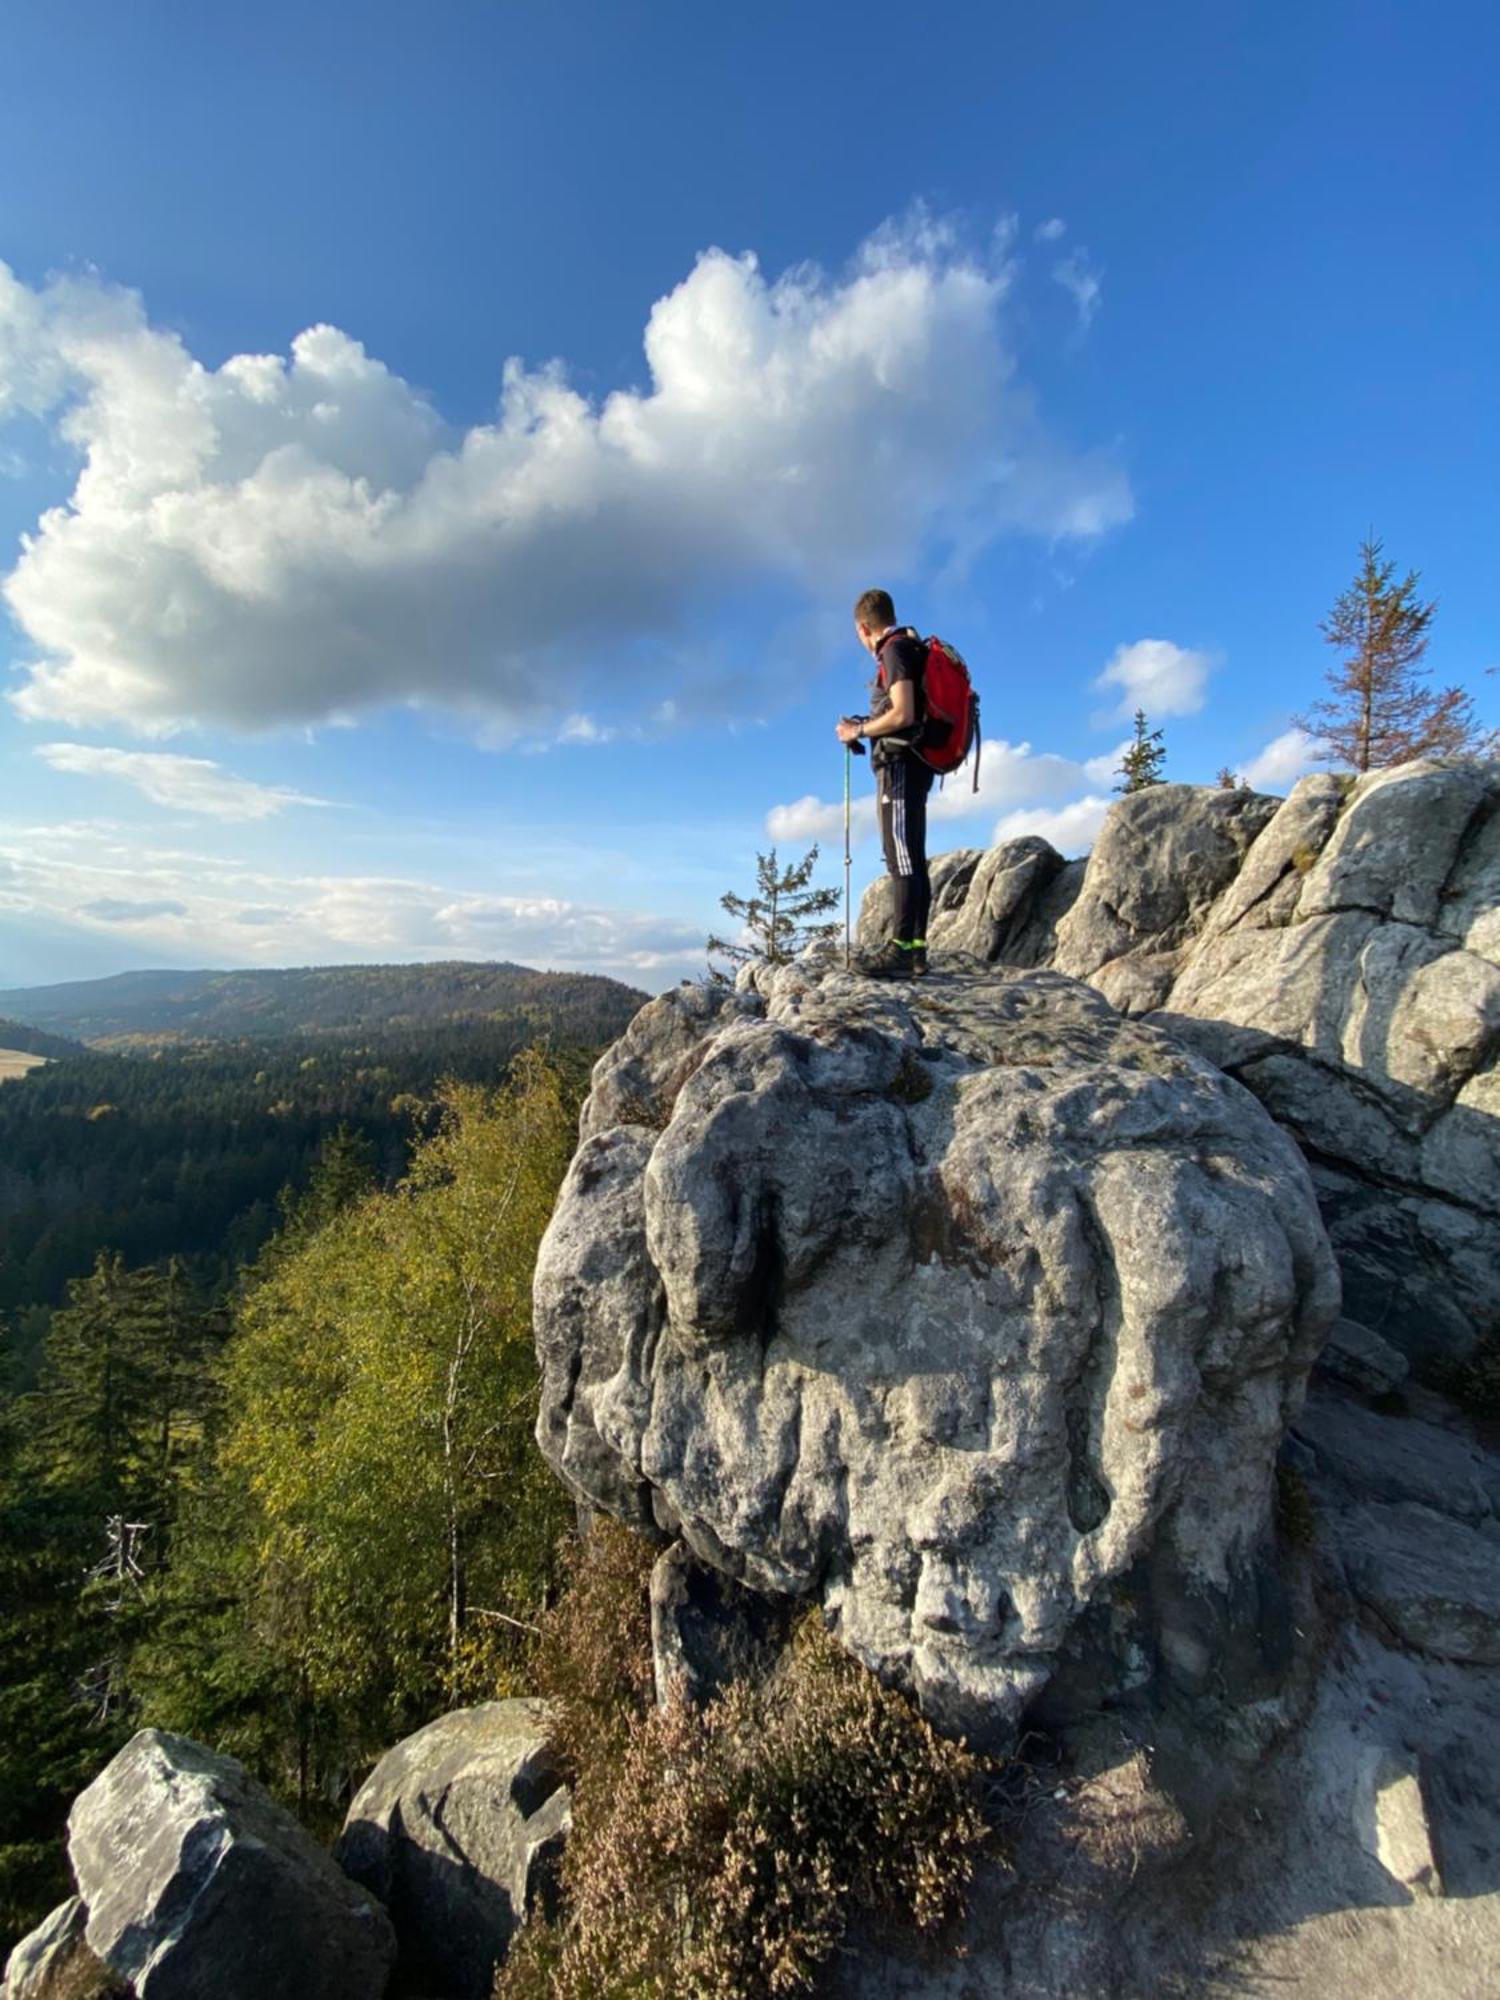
[856,941,916,981]
[911,945,929,979]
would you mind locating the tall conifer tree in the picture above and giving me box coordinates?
[1297,537,1482,770]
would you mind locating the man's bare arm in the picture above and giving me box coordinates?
[835,679,916,742]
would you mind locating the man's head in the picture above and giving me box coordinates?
[853,587,897,656]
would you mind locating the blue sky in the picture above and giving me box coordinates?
[1,0,1495,992]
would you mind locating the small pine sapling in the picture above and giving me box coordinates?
[707,846,842,982]
[1115,710,1167,793]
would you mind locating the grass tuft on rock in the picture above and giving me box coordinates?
[499,1522,989,2000]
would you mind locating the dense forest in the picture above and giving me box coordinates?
[0,965,645,1386]
[0,961,644,1046]
[0,959,652,1940]
[0,1026,601,1375]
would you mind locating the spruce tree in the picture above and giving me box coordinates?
[707,847,841,981]
[29,1254,161,1511]
[1115,711,1167,793]
[1296,536,1482,771]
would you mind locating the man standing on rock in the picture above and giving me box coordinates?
[837,588,933,978]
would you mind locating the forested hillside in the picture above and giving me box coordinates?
[0,955,649,1941]
[0,1064,575,1941]
[0,962,645,1047]
[0,965,645,1386]
[0,1019,86,1062]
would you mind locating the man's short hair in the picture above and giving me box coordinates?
[853,588,896,631]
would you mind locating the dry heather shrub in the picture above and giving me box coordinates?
[501,1530,988,2000]
[532,1518,658,1777]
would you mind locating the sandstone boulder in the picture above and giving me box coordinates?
[856,760,1500,1370]
[580,978,760,1142]
[67,1731,394,2000]
[1154,763,1500,1368]
[0,1899,125,2000]
[535,960,1339,1745]
[1051,782,1280,984]
[1294,1391,1500,1524]
[856,847,984,954]
[926,838,1078,966]
[1315,1316,1409,1397]
[336,1700,567,2000]
[1294,761,1493,931]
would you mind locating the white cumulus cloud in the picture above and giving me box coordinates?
[1093,639,1213,722]
[766,735,1109,852]
[991,794,1111,853]
[35,742,330,818]
[0,220,1131,739]
[1241,725,1322,792]
[555,714,618,746]
[765,793,874,846]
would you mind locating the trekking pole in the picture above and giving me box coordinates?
[843,745,853,970]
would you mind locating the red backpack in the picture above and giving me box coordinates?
[880,634,982,790]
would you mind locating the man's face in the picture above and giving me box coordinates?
[854,620,877,658]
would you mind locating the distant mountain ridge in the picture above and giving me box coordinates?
[0,961,649,1047]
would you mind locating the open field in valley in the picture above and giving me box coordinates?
[0,1049,47,1083]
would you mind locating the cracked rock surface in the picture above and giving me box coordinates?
[535,961,1338,1743]
[859,761,1500,1369]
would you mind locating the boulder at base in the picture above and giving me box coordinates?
[67,1731,395,2000]
[0,1897,126,2000]
[535,960,1340,1746]
[335,1700,570,2000]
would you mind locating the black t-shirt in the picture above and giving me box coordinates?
[869,628,927,766]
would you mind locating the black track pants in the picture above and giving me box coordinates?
[877,756,933,944]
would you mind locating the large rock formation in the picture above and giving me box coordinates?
[860,761,1500,1370]
[335,1700,569,2000]
[62,1730,395,2000]
[535,960,1339,1745]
